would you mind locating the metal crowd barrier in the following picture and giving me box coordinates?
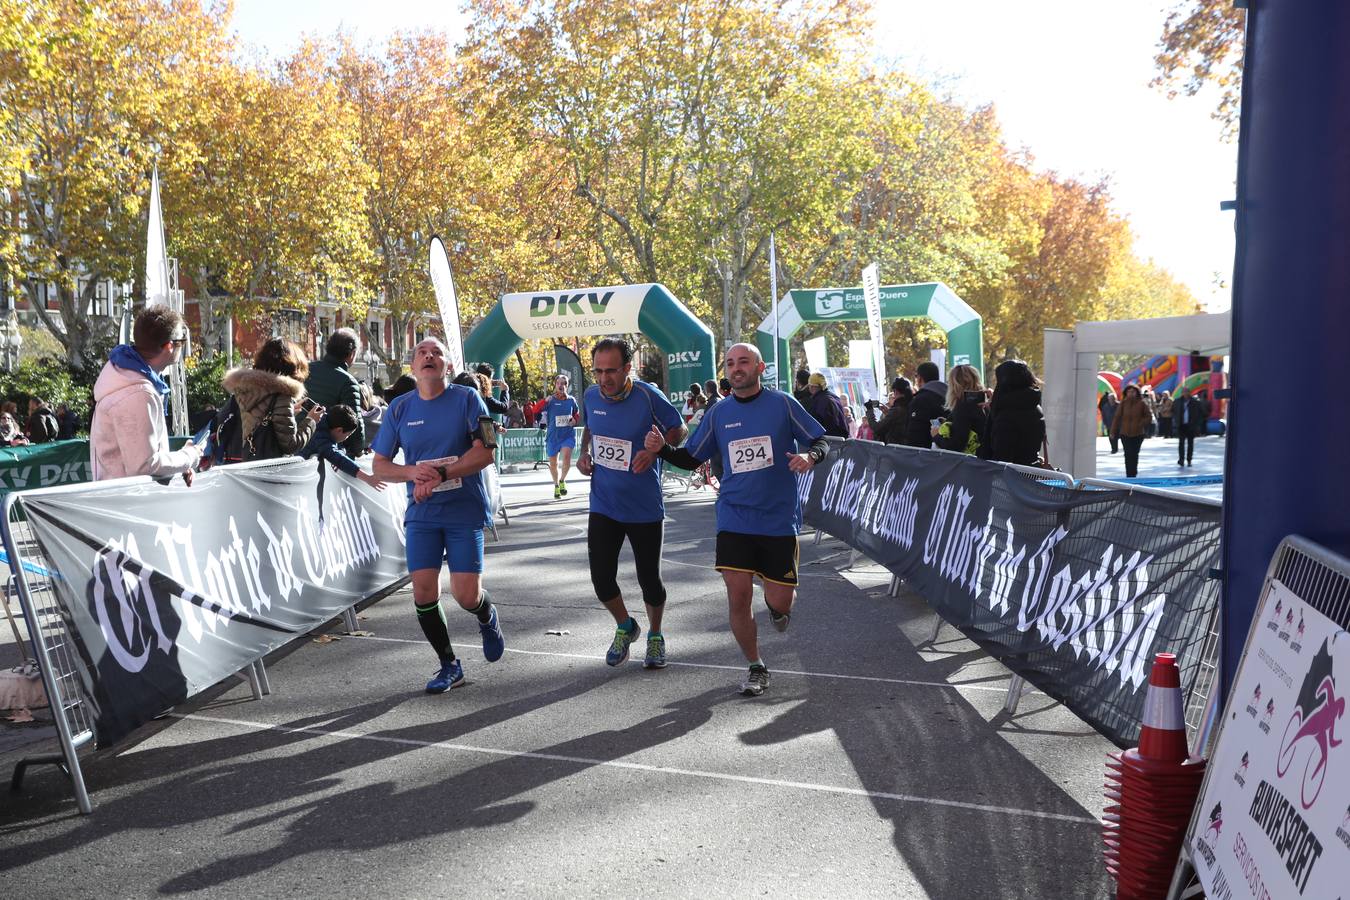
[497,427,586,470]
[810,438,1223,754]
[1,490,97,812]
[0,458,403,814]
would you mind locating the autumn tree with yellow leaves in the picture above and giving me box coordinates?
[1,0,1205,384]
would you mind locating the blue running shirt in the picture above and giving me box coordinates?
[544,395,579,436]
[372,384,492,526]
[685,388,824,536]
[582,381,684,523]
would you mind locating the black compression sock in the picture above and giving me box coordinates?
[416,599,454,660]
[468,590,495,624]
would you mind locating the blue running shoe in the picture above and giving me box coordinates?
[426,658,464,694]
[606,620,641,667]
[479,606,505,662]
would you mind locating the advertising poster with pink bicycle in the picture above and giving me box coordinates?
[1188,579,1348,899]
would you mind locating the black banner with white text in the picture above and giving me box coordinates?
[799,441,1221,748]
[16,458,409,746]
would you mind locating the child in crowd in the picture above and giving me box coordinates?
[298,404,386,491]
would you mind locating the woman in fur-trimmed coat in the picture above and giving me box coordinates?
[222,338,319,460]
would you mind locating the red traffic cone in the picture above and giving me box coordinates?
[1137,652,1188,764]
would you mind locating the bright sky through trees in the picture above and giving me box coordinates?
[227,0,1236,312]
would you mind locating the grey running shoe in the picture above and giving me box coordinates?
[606,620,641,666]
[740,665,770,697]
[644,633,667,669]
[769,608,791,633]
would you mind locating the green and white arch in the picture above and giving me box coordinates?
[754,281,983,390]
[464,283,715,404]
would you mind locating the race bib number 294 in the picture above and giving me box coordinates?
[727,435,773,474]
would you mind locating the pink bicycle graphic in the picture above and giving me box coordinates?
[1277,675,1345,810]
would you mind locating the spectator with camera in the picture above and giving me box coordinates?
[0,411,30,447]
[90,306,202,482]
[864,377,913,445]
[222,338,321,462]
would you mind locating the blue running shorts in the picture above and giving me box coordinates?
[405,522,485,574]
[546,430,576,457]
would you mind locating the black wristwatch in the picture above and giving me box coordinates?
[436,464,450,482]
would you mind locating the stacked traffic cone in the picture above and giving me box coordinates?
[1102,653,1207,900]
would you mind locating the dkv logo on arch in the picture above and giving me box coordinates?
[529,291,615,317]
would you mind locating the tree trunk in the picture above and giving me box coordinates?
[513,347,530,402]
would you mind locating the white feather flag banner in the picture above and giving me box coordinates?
[428,236,465,376]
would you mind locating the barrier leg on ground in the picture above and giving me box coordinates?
[1003,674,1034,714]
[252,659,271,696]
[2,571,25,652]
[238,663,263,701]
[342,607,360,633]
[929,612,943,643]
[888,574,901,597]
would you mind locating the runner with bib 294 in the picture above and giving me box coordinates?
[645,342,829,697]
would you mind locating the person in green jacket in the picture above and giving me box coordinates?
[305,328,365,457]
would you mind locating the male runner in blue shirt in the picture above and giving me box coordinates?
[645,342,828,696]
[575,338,686,669]
[372,338,506,694]
[543,374,579,499]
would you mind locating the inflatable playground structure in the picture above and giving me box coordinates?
[1097,354,1228,435]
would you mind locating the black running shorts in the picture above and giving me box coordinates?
[715,531,799,586]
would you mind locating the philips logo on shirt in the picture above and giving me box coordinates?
[407,420,425,426]
[591,409,607,416]
[723,422,741,429]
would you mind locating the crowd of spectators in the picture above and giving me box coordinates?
[0,396,78,448]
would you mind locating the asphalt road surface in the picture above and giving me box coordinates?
[0,467,1115,898]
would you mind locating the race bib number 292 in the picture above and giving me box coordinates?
[727,435,773,474]
[592,435,631,471]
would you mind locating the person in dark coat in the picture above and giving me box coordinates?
[304,328,365,457]
[865,377,913,445]
[904,361,947,448]
[793,368,812,406]
[55,402,81,440]
[804,372,848,438]
[1099,391,1119,453]
[984,359,1045,466]
[1172,387,1210,466]
[1110,384,1151,478]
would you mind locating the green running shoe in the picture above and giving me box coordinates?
[644,633,667,669]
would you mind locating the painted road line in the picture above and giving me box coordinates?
[172,712,1096,825]
[349,635,1020,694]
